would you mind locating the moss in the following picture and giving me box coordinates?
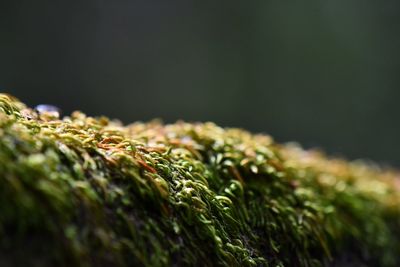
[0,93,399,267]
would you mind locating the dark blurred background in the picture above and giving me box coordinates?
[1,0,399,166]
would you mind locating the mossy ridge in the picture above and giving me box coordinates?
[0,94,399,267]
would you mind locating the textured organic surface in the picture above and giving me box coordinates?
[0,94,399,266]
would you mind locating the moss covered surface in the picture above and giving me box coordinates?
[0,94,399,267]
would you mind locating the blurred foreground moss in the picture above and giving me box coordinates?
[0,93,399,267]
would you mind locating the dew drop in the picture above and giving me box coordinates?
[35,104,61,119]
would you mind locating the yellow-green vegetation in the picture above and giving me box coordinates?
[0,93,399,267]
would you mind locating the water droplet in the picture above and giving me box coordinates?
[34,104,61,120]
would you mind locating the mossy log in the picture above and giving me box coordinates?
[0,94,399,267]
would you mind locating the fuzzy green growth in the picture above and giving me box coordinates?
[0,94,399,267]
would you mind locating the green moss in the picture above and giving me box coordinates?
[0,93,399,266]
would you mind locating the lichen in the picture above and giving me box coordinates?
[0,93,399,266]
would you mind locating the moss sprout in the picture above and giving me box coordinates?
[0,93,399,266]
